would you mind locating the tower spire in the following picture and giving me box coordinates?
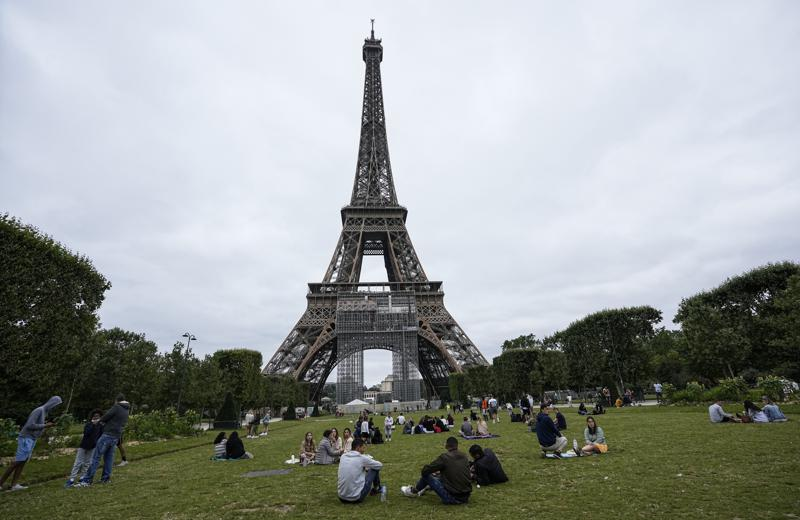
[370,18,375,40]
[350,26,398,207]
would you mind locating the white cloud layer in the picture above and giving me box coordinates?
[2,1,799,386]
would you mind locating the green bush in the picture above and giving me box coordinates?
[716,377,749,401]
[662,383,676,400]
[125,408,199,441]
[757,375,786,402]
[0,418,18,457]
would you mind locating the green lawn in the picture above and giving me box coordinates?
[1,405,798,519]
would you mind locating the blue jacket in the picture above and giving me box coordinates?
[79,422,104,450]
[535,412,561,447]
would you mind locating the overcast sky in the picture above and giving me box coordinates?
[2,1,799,386]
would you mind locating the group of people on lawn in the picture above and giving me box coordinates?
[708,396,788,423]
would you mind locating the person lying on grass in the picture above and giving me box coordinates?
[401,436,472,504]
[708,400,742,423]
[337,438,384,504]
[574,416,608,456]
[536,403,567,457]
[468,445,508,485]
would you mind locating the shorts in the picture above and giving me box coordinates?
[595,443,608,453]
[15,437,37,462]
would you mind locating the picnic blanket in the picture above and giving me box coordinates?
[460,434,500,440]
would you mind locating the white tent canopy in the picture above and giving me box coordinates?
[345,399,369,406]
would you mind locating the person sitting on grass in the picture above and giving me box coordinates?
[761,397,788,422]
[460,417,474,437]
[337,438,384,503]
[403,420,414,435]
[536,404,567,457]
[1,396,61,492]
[553,407,567,430]
[212,432,227,459]
[300,431,316,466]
[331,428,343,451]
[575,416,608,456]
[578,402,588,416]
[401,436,472,504]
[468,445,508,485]
[743,400,768,423]
[225,431,252,459]
[477,417,490,436]
[708,400,742,423]
[316,429,342,464]
[65,409,104,488]
[342,428,354,452]
[592,401,605,415]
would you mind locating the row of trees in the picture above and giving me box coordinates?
[450,262,799,404]
[1,214,307,423]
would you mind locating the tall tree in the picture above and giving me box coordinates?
[0,215,111,421]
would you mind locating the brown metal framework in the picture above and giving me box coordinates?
[262,27,488,400]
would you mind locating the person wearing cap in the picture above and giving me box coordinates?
[337,438,384,503]
[401,436,472,504]
[0,396,61,491]
[77,394,130,486]
[536,403,567,457]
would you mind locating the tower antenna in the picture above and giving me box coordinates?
[370,18,375,39]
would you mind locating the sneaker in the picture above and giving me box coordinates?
[75,481,91,488]
[400,485,418,498]
[573,439,581,456]
[10,484,28,491]
[417,485,429,496]
[117,460,128,467]
[64,479,75,489]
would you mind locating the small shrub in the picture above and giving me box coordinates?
[684,381,705,402]
[661,382,676,401]
[126,408,199,441]
[757,375,786,402]
[717,377,749,401]
[0,418,19,457]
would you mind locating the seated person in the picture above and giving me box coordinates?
[470,410,478,421]
[300,431,316,466]
[743,400,768,423]
[468,445,508,485]
[225,431,251,459]
[708,400,741,423]
[592,402,605,415]
[401,437,472,504]
[761,396,788,422]
[446,414,455,426]
[213,432,227,459]
[476,418,490,436]
[578,403,588,416]
[435,417,448,432]
[553,408,567,430]
[460,417,474,437]
[397,414,406,425]
[316,429,342,464]
[337,438,383,503]
[536,404,567,456]
[576,416,608,455]
[403,420,414,434]
[371,427,384,444]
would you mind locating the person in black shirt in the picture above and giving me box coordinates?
[468,445,508,485]
[401,437,472,504]
[225,431,251,459]
[553,407,567,430]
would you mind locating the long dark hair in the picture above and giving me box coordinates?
[213,432,226,444]
[229,431,240,442]
[744,400,761,412]
[586,416,598,434]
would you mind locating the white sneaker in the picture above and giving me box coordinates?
[10,484,28,491]
[400,485,417,497]
[117,460,128,467]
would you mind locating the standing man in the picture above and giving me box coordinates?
[337,438,384,503]
[78,394,130,486]
[384,412,394,443]
[536,404,567,457]
[654,382,663,404]
[488,395,499,424]
[0,396,61,491]
[401,436,472,504]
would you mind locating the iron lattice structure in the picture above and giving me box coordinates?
[263,27,488,401]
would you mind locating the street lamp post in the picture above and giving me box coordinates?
[176,332,197,414]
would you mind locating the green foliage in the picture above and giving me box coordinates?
[213,349,264,409]
[0,214,111,421]
[661,382,676,400]
[447,373,469,407]
[463,365,496,398]
[493,349,538,401]
[757,375,787,402]
[716,377,749,401]
[125,408,199,441]
[675,262,800,381]
[671,381,705,403]
[500,334,542,352]
[0,418,18,456]
[216,392,238,424]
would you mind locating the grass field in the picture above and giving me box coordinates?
[1,405,798,519]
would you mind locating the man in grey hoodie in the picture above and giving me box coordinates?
[77,394,130,486]
[0,395,62,491]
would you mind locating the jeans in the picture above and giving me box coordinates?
[80,434,118,484]
[69,447,95,480]
[416,474,468,505]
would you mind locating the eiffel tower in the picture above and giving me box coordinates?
[262,24,488,402]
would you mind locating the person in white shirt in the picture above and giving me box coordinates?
[708,401,741,423]
[396,414,406,425]
[384,413,394,442]
[654,382,663,404]
[337,438,384,503]
[488,396,499,424]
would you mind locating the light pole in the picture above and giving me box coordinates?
[176,332,197,414]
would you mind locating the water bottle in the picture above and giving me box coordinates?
[380,485,387,502]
